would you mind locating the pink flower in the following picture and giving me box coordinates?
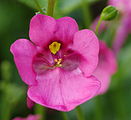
[109,0,131,14]
[13,114,40,120]
[93,41,117,94]
[91,0,131,54]
[112,16,131,54]
[10,14,100,111]
[109,0,131,54]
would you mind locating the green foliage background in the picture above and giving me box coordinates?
[0,0,131,120]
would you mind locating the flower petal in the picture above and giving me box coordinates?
[28,68,100,111]
[109,0,131,14]
[94,70,110,94]
[62,52,80,71]
[99,41,117,74]
[94,41,117,94]
[113,17,129,54]
[55,17,79,45]
[10,39,37,85]
[29,14,56,47]
[72,29,99,76]
[27,96,35,109]
[13,114,40,120]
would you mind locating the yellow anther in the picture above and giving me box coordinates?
[57,58,62,64]
[54,59,58,62]
[54,58,62,67]
[49,42,61,54]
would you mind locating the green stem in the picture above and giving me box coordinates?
[34,0,45,14]
[102,20,118,47]
[81,0,91,28]
[76,106,85,120]
[35,104,46,120]
[47,0,56,17]
[61,112,69,120]
[95,17,103,35]
[94,96,103,120]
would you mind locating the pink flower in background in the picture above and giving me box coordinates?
[109,0,131,14]
[11,14,100,111]
[94,41,117,94]
[13,114,40,120]
[112,16,131,54]
[91,0,131,54]
[109,0,131,54]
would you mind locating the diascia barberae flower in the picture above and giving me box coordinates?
[94,41,117,94]
[109,0,131,54]
[91,0,131,54]
[10,14,101,111]
[109,0,131,14]
[13,114,40,120]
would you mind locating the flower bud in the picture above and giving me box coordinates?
[101,5,118,21]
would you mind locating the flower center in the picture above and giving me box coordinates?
[49,41,61,54]
[33,41,81,74]
[54,58,62,67]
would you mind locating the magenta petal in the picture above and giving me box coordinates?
[27,96,35,109]
[28,68,100,111]
[113,17,129,54]
[94,41,117,94]
[109,0,131,14]
[13,114,40,120]
[55,17,78,44]
[62,52,80,71]
[72,29,99,76]
[29,14,56,47]
[94,70,110,94]
[99,41,117,74]
[10,39,37,85]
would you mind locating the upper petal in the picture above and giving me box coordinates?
[28,68,100,111]
[29,14,56,47]
[55,17,79,45]
[10,39,37,85]
[72,29,99,76]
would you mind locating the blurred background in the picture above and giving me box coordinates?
[0,0,131,120]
